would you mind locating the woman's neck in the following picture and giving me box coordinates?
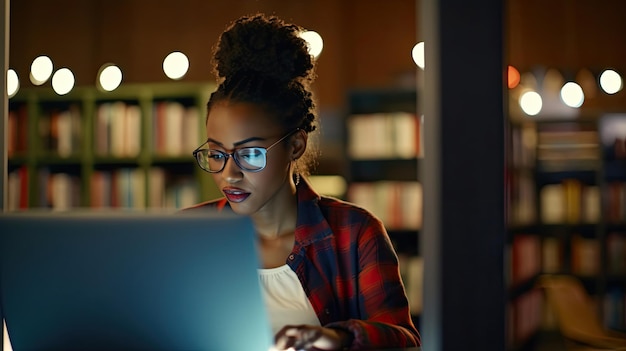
[252,181,298,240]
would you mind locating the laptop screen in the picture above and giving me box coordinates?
[0,210,273,351]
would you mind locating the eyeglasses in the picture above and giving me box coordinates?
[192,129,299,173]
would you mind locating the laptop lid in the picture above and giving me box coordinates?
[0,211,273,351]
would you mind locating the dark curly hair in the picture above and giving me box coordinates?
[207,14,319,177]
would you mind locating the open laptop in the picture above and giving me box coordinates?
[0,210,273,351]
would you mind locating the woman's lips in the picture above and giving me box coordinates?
[223,188,250,203]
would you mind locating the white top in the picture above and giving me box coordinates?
[258,264,321,335]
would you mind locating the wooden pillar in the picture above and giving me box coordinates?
[419,0,506,350]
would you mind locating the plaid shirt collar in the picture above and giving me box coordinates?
[293,178,334,248]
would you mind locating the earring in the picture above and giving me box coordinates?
[293,161,300,186]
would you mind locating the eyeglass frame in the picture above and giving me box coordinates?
[192,129,300,173]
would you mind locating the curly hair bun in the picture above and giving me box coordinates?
[214,14,315,84]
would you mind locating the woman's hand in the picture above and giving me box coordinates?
[273,325,353,350]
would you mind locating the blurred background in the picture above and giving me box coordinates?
[5,0,626,350]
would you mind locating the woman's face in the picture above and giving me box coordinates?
[205,101,297,216]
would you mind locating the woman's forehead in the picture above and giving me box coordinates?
[206,103,282,144]
[207,102,275,127]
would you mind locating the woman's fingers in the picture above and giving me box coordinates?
[275,325,322,350]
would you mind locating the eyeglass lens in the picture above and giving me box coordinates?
[202,148,268,172]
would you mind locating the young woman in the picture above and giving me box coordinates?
[187,14,421,351]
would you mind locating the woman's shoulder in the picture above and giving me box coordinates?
[317,195,382,225]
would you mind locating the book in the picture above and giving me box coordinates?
[347,113,419,159]
[571,235,600,276]
[540,184,564,224]
[347,181,422,230]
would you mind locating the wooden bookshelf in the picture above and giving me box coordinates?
[507,115,626,349]
[344,88,422,320]
[7,82,221,211]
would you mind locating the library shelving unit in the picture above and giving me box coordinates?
[343,88,422,320]
[6,82,221,211]
[597,113,626,333]
[506,114,626,350]
[506,116,543,351]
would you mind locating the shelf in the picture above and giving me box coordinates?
[348,89,417,115]
[507,116,626,339]
[535,169,598,186]
[6,82,220,210]
[345,88,422,248]
[350,158,419,182]
[538,223,598,236]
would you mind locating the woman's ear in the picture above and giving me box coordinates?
[290,129,307,160]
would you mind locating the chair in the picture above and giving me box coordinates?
[537,274,626,350]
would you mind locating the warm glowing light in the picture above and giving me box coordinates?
[30,55,54,85]
[98,64,123,91]
[519,90,542,116]
[599,69,623,94]
[560,82,584,108]
[7,69,19,98]
[300,30,323,58]
[508,65,520,89]
[163,51,189,80]
[412,42,425,69]
[51,68,75,95]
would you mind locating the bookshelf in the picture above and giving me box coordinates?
[507,115,626,349]
[343,88,422,318]
[6,82,221,211]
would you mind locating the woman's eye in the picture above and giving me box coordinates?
[238,149,262,160]
[208,151,225,160]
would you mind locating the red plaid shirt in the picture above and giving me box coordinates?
[186,179,421,349]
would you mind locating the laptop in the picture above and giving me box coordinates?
[0,210,273,351]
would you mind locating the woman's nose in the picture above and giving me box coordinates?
[222,156,243,183]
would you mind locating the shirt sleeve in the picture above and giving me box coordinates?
[325,214,421,349]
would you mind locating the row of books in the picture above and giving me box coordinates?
[39,104,83,156]
[605,181,626,223]
[9,100,203,158]
[513,177,626,225]
[152,101,203,156]
[7,166,200,210]
[7,166,29,210]
[542,234,601,276]
[347,181,422,230]
[536,126,600,172]
[8,167,81,210]
[90,168,199,209]
[509,122,536,169]
[95,102,142,157]
[507,170,536,225]
[7,104,29,156]
[540,180,600,224]
[507,233,603,278]
[347,112,422,159]
[508,234,541,287]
